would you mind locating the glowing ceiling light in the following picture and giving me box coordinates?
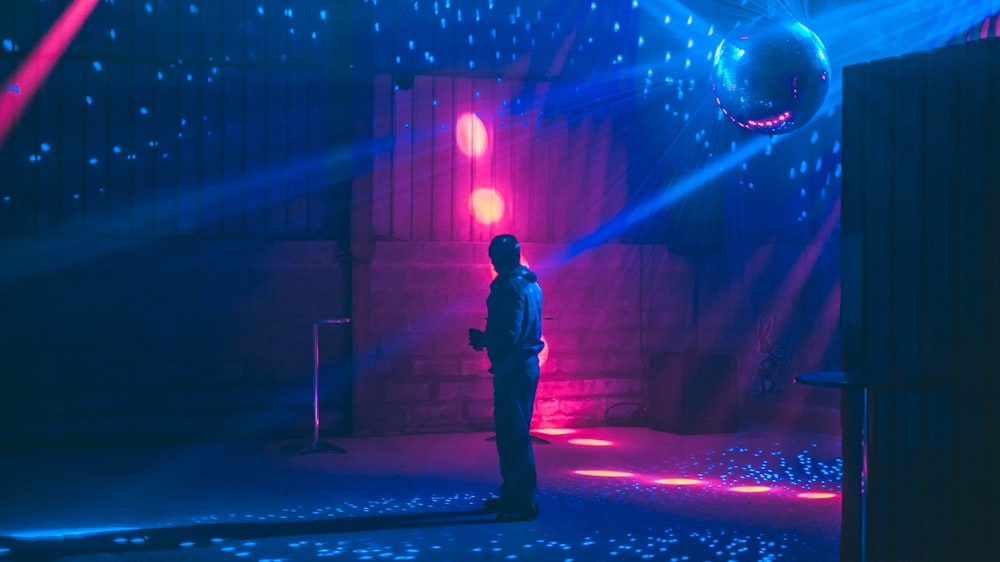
[456,112,488,157]
[568,438,613,447]
[574,469,634,478]
[730,485,771,493]
[654,478,704,486]
[532,428,575,436]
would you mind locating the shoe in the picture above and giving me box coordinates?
[495,501,539,522]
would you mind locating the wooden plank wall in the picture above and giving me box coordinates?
[370,74,628,244]
[841,39,1000,562]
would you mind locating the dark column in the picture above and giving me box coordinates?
[840,39,1000,561]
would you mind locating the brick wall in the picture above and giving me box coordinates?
[352,240,697,435]
[353,239,841,436]
[0,237,840,445]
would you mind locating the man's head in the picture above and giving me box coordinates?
[489,234,521,273]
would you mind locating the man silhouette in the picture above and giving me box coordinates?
[469,234,544,522]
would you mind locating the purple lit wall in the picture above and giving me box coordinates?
[0,0,844,443]
[355,241,693,434]
[4,1,990,444]
[346,0,844,433]
[369,74,629,243]
[352,68,651,433]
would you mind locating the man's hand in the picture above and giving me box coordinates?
[468,328,486,351]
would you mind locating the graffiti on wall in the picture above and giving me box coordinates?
[747,314,795,401]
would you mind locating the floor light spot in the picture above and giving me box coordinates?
[797,492,837,499]
[568,438,614,447]
[654,478,704,486]
[532,428,575,435]
[574,469,634,477]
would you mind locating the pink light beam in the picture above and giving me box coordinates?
[0,0,100,149]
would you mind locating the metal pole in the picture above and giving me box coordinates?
[288,318,351,455]
[861,387,868,562]
[312,321,320,448]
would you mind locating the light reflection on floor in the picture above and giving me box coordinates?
[0,427,841,561]
[0,498,826,561]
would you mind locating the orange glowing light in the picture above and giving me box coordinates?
[470,188,504,224]
[456,113,488,157]
[730,486,771,493]
[654,478,705,486]
[568,439,614,447]
[574,470,634,478]
[532,428,575,436]
[797,492,837,499]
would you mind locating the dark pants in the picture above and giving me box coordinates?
[492,356,540,508]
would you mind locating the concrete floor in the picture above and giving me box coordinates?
[0,425,841,561]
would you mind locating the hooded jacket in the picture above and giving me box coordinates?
[485,265,545,373]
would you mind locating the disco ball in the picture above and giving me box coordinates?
[711,17,830,135]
